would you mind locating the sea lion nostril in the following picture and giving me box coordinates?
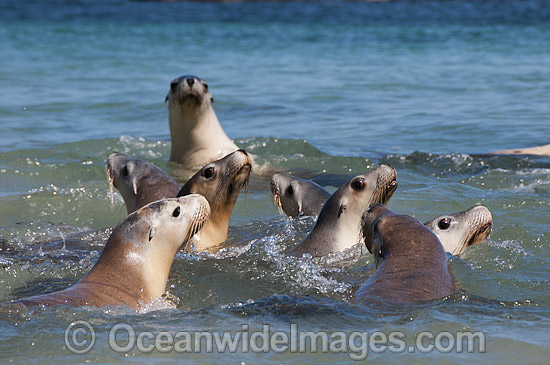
[186,78,195,86]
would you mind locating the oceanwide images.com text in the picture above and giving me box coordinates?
[65,321,486,360]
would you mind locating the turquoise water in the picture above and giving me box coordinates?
[1,0,550,362]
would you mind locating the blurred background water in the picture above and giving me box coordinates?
[0,0,549,362]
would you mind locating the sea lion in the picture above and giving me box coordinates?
[354,204,454,304]
[166,74,239,168]
[177,149,252,252]
[270,173,331,217]
[106,152,180,214]
[492,144,550,156]
[424,205,492,257]
[11,195,210,310]
[289,164,397,257]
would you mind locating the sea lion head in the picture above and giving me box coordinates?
[116,195,210,257]
[270,173,300,216]
[424,205,492,256]
[165,74,213,113]
[176,150,252,250]
[361,203,445,268]
[270,173,329,217]
[106,152,180,214]
[356,204,453,304]
[330,164,397,224]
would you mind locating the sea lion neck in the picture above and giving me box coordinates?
[169,105,235,166]
[78,235,161,305]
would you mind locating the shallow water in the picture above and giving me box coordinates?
[1,0,550,362]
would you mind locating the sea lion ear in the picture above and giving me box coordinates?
[338,205,345,218]
[149,227,156,242]
[132,179,138,196]
[165,93,169,103]
[211,96,214,103]
[338,200,347,218]
[374,244,384,268]
[291,181,303,213]
[297,201,304,216]
[360,213,373,254]
[371,219,385,268]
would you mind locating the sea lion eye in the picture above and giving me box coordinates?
[203,167,215,179]
[287,185,293,195]
[172,207,181,218]
[352,178,365,191]
[438,218,451,230]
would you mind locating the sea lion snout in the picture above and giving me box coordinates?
[174,194,211,219]
[377,164,398,204]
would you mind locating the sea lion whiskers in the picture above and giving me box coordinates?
[240,163,252,201]
[184,202,210,246]
[269,178,285,215]
[376,168,398,206]
[460,214,492,253]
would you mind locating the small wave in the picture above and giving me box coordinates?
[382,151,489,179]
[117,135,170,160]
[170,217,369,306]
[139,294,179,314]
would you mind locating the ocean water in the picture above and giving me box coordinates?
[1,0,550,362]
